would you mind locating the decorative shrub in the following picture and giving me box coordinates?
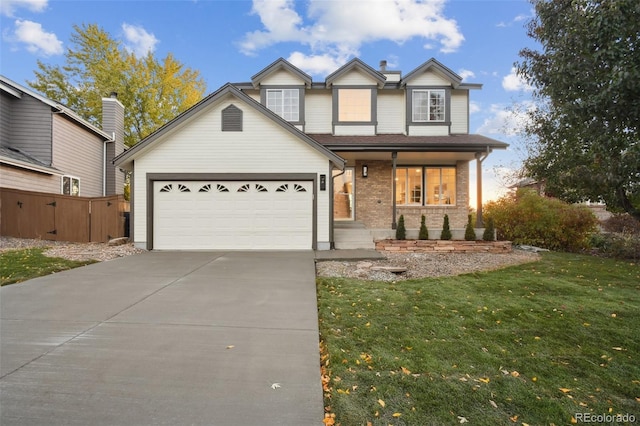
[396,215,406,240]
[483,188,599,252]
[440,214,452,240]
[464,215,476,241]
[602,214,640,235]
[483,217,495,241]
[418,215,429,240]
[590,232,640,260]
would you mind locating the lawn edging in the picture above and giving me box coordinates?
[375,239,512,253]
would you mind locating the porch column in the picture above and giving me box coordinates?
[475,148,491,228]
[391,151,397,229]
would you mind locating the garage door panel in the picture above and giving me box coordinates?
[153,181,313,250]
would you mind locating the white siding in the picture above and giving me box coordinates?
[450,90,468,134]
[408,70,450,86]
[408,125,449,136]
[377,91,405,134]
[261,69,306,86]
[52,115,105,197]
[332,70,378,86]
[0,164,60,193]
[133,97,331,247]
[304,92,332,134]
[334,125,375,136]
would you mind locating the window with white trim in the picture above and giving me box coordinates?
[266,89,299,121]
[425,167,456,205]
[412,89,445,122]
[395,168,422,205]
[395,167,456,205]
[62,176,80,196]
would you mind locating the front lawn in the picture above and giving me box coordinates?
[317,252,639,425]
[0,248,96,286]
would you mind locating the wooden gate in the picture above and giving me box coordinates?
[0,188,127,243]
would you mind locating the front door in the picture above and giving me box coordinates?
[333,167,354,220]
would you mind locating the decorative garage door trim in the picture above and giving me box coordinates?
[146,173,317,250]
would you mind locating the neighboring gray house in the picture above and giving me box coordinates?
[114,57,508,251]
[0,75,125,197]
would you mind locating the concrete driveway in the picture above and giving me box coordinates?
[0,251,323,425]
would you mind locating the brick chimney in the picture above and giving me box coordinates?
[101,92,125,195]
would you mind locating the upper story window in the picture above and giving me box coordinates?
[337,89,371,122]
[412,89,445,122]
[266,89,299,121]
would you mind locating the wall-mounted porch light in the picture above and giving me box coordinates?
[362,164,368,178]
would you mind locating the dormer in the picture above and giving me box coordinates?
[401,58,466,136]
[325,58,387,136]
[251,58,312,129]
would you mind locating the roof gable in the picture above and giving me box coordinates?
[0,75,112,140]
[113,83,344,169]
[401,58,463,88]
[251,58,312,88]
[325,58,387,88]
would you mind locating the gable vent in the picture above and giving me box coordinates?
[222,104,243,131]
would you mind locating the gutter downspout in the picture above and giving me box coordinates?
[391,151,397,229]
[103,132,115,196]
[475,146,492,228]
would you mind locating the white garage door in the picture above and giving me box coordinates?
[153,181,313,250]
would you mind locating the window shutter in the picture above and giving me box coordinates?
[222,104,243,131]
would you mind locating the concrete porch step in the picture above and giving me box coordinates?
[334,221,375,250]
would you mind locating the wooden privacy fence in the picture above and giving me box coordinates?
[0,187,129,243]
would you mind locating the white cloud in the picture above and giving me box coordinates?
[458,68,475,81]
[122,23,158,57]
[12,19,62,56]
[1,0,47,17]
[513,13,528,22]
[502,67,532,92]
[496,10,533,28]
[287,51,350,76]
[239,0,464,73]
[469,101,481,114]
[477,102,535,136]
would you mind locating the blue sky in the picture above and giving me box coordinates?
[1,0,538,204]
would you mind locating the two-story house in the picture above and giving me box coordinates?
[0,75,125,198]
[114,58,507,251]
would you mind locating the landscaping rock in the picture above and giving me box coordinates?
[108,237,129,246]
[370,266,408,273]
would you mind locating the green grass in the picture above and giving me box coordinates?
[317,252,640,425]
[0,248,96,286]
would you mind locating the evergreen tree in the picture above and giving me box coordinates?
[418,214,429,240]
[440,214,452,240]
[483,217,495,241]
[465,214,476,241]
[396,215,406,240]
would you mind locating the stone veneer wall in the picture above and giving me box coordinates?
[375,239,512,253]
[354,159,471,230]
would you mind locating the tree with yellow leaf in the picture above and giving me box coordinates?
[29,24,206,148]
